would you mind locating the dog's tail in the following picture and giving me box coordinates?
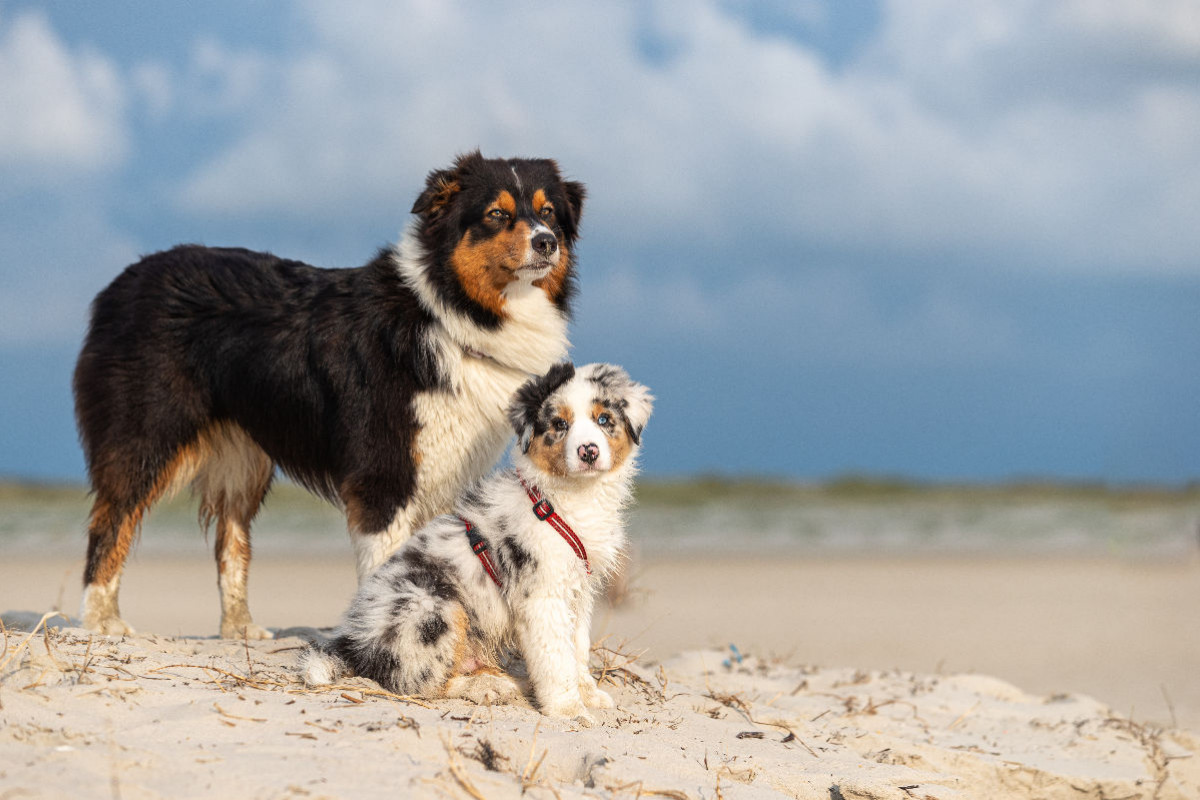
[299,638,351,686]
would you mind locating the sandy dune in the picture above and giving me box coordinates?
[2,552,1199,798]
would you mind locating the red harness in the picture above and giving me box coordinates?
[460,517,503,587]
[461,474,591,588]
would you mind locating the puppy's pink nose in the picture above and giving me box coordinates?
[577,443,600,465]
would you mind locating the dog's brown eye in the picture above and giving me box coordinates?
[488,208,508,220]
[539,206,555,219]
[552,418,568,432]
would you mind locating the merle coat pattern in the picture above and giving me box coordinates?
[301,363,653,723]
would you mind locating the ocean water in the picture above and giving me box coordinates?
[2,482,1197,561]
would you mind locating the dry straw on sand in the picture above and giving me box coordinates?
[1,612,1198,799]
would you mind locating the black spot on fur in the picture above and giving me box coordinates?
[460,481,485,508]
[330,634,409,694]
[497,536,535,575]
[587,363,628,391]
[403,548,462,603]
[419,614,449,646]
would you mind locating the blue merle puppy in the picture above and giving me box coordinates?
[300,362,652,722]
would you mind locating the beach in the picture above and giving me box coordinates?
[3,549,1198,798]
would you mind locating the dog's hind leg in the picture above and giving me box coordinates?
[194,423,275,639]
[81,497,141,635]
[81,439,208,635]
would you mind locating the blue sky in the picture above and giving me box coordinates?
[1,1,1198,484]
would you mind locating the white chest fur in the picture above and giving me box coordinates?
[359,239,570,576]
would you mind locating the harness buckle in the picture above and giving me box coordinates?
[532,498,554,520]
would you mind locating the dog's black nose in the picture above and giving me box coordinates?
[532,232,558,256]
[578,443,600,465]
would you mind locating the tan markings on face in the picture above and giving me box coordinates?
[530,187,570,302]
[532,244,570,301]
[593,401,634,470]
[525,403,573,477]
[450,212,535,316]
[496,190,516,216]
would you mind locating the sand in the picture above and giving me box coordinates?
[2,552,1199,798]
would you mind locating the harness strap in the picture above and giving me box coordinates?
[517,473,592,575]
[460,516,502,587]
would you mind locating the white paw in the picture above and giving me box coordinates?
[87,615,135,636]
[221,621,274,640]
[580,683,615,709]
[446,672,524,706]
[542,697,596,725]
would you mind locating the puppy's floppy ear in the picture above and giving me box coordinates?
[585,363,654,446]
[620,380,654,446]
[507,361,576,453]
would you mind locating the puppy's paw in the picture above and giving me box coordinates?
[542,697,597,725]
[579,681,615,709]
[445,672,524,706]
[572,710,599,728]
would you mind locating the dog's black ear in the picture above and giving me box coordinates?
[507,362,576,452]
[411,168,460,216]
[562,180,586,236]
[412,150,485,216]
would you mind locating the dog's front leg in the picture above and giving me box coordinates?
[573,591,614,709]
[517,599,594,724]
[348,503,415,583]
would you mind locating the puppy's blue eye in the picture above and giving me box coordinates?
[597,413,610,426]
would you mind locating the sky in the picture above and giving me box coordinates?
[1,0,1198,485]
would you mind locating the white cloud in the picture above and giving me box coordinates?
[130,61,173,120]
[164,0,1200,278]
[0,11,128,172]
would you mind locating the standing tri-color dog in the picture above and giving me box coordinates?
[73,152,584,639]
[301,362,652,722]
